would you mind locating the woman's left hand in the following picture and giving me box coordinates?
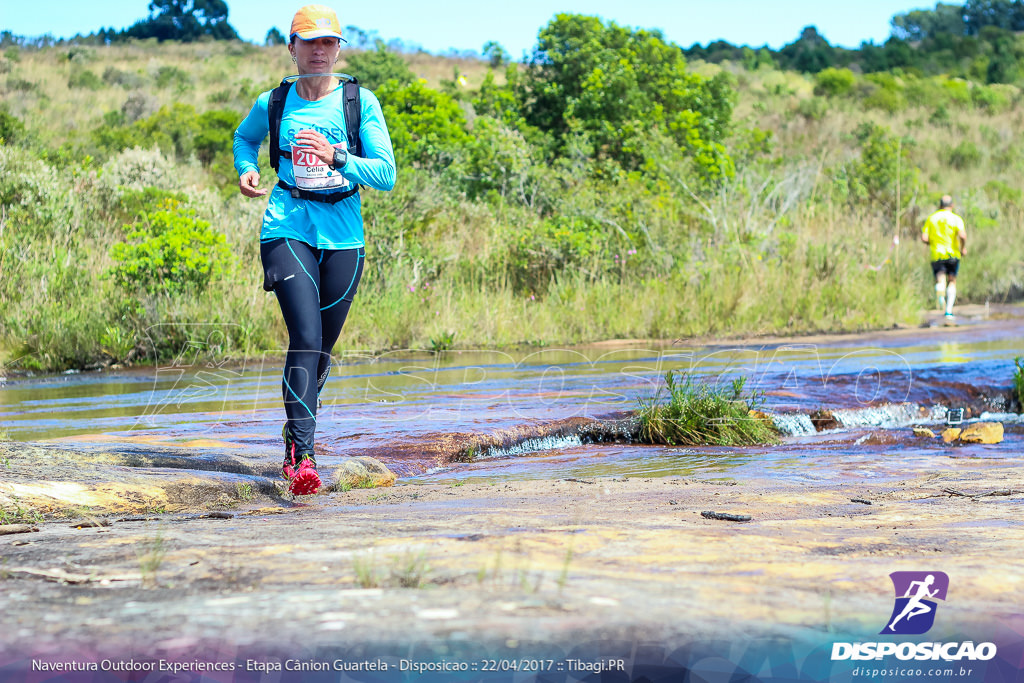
[294,129,336,165]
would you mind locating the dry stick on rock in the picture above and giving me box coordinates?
[701,511,752,522]
[943,488,1020,498]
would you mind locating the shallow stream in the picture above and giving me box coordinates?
[2,310,1021,485]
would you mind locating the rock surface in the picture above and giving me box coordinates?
[958,421,1004,444]
[330,456,397,490]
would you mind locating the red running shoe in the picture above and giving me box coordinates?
[284,454,321,495]
[281,426,320,495]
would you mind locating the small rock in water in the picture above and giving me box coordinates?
[913,427,937,438]
[958,422,1004,445]
[810,409,840,431]
[941,428,962,443]
[331,457,397,490]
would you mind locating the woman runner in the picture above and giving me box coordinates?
[233,4,396,494]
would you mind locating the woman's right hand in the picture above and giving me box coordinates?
[239,170,268,198]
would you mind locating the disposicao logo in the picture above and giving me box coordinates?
[881,571,949,635]
[831,571,997,663]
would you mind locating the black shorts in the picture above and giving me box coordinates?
[931,258,960,277]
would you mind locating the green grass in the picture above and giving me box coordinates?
[235,482,254,501]
[352,551,380,588]
[1014,357,1024,412]
[557,544,574,593]
[352,549,430,588]
[637,372,780,447]
[2,44,1023,372]
[136,528,166,587]
[389,550,430,588]
[0,502,44,525]
[429,330,456,353]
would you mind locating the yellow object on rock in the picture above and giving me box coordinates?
[958,422,1004,445]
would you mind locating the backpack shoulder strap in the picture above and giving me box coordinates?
[268,79,293,173]
[343,77,362,157]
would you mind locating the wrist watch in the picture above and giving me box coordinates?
[330,148,348,170]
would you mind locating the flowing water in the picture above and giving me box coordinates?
[2,309,1022,485]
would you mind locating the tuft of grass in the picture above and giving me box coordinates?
[478,548,504,587]
[337,476,378,492]
[637,371,780,446]
[389,550,430,588]
[353,551,380,588]
[0,500,43,525]
[1014,357,1024,412]
[429,330,455,353]
[0,509,39,525]
[137,528,166,587]
[235,482,254,501]
[557,544,574,593]
[99,325,136,362]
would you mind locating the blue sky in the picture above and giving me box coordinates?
[5,1,933,56]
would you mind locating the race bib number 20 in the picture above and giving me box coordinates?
[292,143,349,191]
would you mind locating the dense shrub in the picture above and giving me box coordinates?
[833,123,919,216]
[194,109,241,166]
[946,140,983,169]
[814,67,855,96]
[108,199,229,296]
[378,80,471,171]
[344,41,415,91]
[522,14,735,181]
[0,105,25,144]
[67,68,103,90]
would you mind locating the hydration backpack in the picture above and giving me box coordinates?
[267,76,362,203]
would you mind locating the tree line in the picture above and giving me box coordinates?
[2,0,238,45]
[685,0,1024,84]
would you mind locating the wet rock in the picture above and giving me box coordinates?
[810,409,840,431]
[748,410,772,422]
[913,427,937,438]
[958,422,1004,445]
[856,432,901,446]
[941,428,962,443]
[331,457,396,491]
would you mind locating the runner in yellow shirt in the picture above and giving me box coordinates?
[920,195,967,322]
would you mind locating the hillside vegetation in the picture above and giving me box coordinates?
[1,10,1023,372]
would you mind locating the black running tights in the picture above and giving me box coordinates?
[260,238,364,451]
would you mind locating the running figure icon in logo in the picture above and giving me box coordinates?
[881,571,950,635]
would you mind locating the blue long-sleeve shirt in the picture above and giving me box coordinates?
[233,83,396,249]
